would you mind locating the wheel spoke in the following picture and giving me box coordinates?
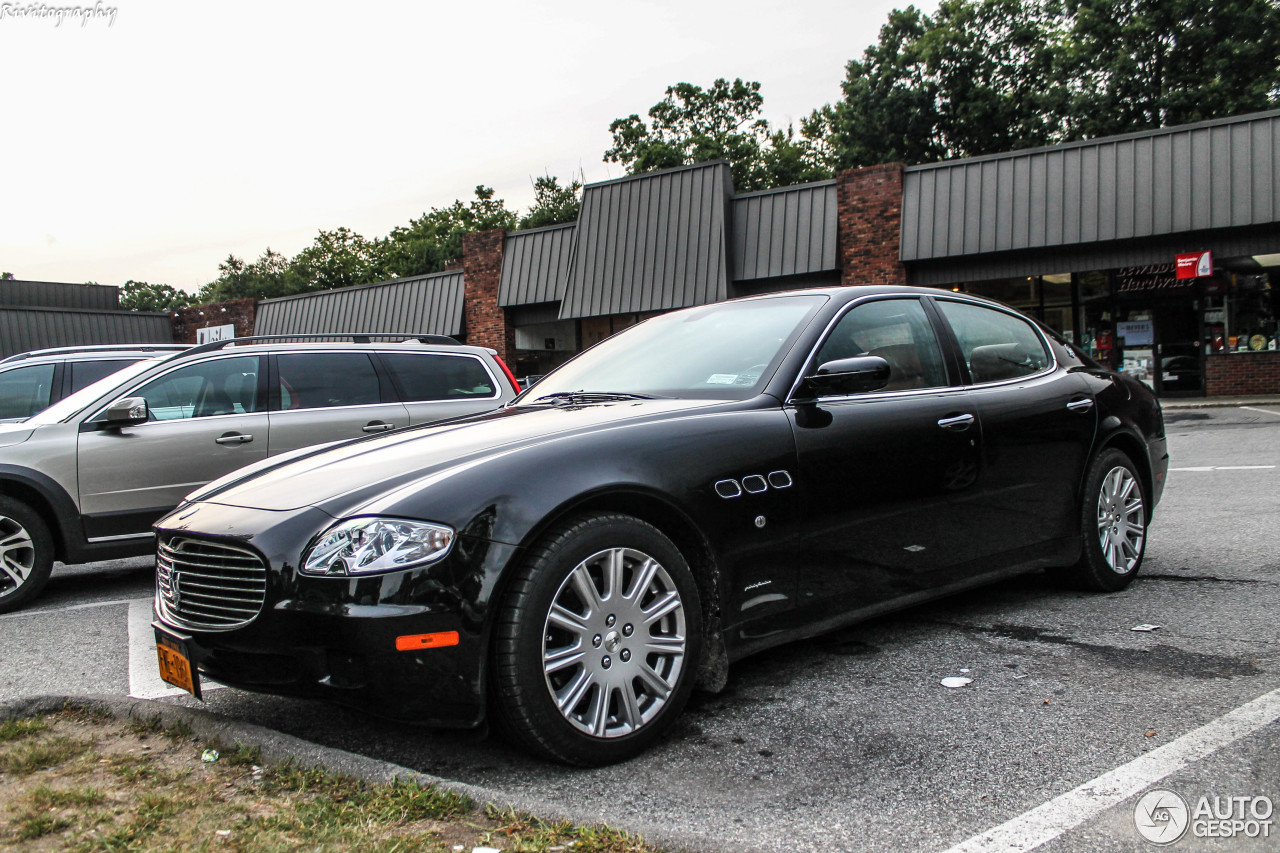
[637,663,673,700]
[642,590,681,625]
[626,557,660,607]
[547,603,590,637]
[555,668,595,713]
[567,565,603,616]
[603,549,626,602]
[643,635,685,657]
[0,529,30,552]
[0,559,24,585]
[587,683,610,737]
[618,679,643,729]
[543,644,584,675]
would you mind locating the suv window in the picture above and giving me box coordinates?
[380,353,496,402]
[70,359,133,393]
[815,299,948,392]
[0,364,56,419]
[277,352,381,410]
[133,356,261,421]
[936,301,1051,384]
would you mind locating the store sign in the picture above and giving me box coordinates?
[196,324,235,345]
[1175,250,1213,279]
[1117,320,1154,347]
[1117,264,1192,293]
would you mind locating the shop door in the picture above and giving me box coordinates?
[1153,305,1204,396]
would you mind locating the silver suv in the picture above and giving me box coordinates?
[0,344,189,423]
[0,335,520,612]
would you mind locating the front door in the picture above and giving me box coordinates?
[1153,304,1204,396]
[77,355,267,539]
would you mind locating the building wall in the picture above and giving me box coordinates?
[837,164,907,286]
[170,299,257,344]
[462,229,516,365]
[1205,352,1280,395]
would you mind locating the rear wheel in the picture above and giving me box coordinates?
[1052,448,1147,591]
[490,513,701,765]
[0,497,55,614]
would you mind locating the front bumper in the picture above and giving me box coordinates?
[153,500,521,727]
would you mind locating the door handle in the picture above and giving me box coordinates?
[937,413,976,431]
[1066,397,1096,413]
[215,432,253,445]
[362,421,396,433]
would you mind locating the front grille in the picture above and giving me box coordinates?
[157,537,267,630]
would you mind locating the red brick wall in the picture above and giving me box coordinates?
[1205,352,1280,396]
[461,229,516,365]
[170,299,257,344]
[836,163,907,287]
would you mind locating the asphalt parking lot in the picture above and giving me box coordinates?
[2,405,1278,852]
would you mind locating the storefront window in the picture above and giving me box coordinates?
[1227,271,1277,352]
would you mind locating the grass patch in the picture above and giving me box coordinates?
[0,712,665,852]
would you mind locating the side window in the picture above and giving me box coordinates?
[0,364,56,419]
[380,353,496,402]
[70,359,133,393]
[132,356,260,421]
[815,299,948,392]
[936,301,1051,384]
[276,353,381,410]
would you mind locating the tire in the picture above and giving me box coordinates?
[1052,448,1148,592]
[0,497,55,615]
[490,512,702,765]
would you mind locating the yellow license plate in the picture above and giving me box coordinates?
[155,634,202,699]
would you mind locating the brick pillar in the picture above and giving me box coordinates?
[836,163,907,286]
[170,298,257,344]
[461,228,515,365]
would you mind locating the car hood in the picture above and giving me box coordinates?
[201,398,726,515]
[0,422,34,447]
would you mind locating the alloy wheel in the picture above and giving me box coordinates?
[541,547,687,739]
[0,514,35,593]
[1096,466,1145,574]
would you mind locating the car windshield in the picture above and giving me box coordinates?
[25,357,165,425]
[519,294,827,403]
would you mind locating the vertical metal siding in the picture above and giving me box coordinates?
[499,223,576,306]
[0,280,119,310]
[0,308,172,358]
[901,110,1280,261]
[254,271,465,337]
[559,161,733,319]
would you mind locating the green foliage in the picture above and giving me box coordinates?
[377,185,517,279]
[0,717,49,743]
[830,0,1280,167]
[605,77,834,192]
[119,280,191,312]
[0,271,13,280]
[519,174,583,229]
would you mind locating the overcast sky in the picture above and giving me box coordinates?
[1,0,932,293]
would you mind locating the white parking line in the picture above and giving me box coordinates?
[1169,465,1275,471]
[940,686,1280,853]
[0,596,143,621]
[127,599,223,699]
[1241,406,1280,418]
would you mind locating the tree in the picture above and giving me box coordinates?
[197,248,302,304]
[828,0,1280,168]
[518,175,583,229]
[119,281,191,312]
[377,186,518,278]
[0,272,13,281]
[290,227,378,292]
[604,78,833,192]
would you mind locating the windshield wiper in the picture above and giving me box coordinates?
[532,391,660,406]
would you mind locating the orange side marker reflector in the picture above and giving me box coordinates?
[396,631,459,651]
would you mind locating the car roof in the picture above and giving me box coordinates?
[0,344,189,366]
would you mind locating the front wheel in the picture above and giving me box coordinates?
[490,513,702,765]
[1052,448,1148,592]
[0,497,55,614]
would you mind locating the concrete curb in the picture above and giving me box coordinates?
[0,694,714,853]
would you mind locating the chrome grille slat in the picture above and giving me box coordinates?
[157,536,267,631]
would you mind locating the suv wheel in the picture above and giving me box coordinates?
[0,497,55,614]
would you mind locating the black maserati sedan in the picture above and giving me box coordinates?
[152,286,1167,765]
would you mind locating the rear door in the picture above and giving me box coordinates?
[77,354,267,538]
[377,351,507,425]
[267,351,410,454]
[932,298,1098,562]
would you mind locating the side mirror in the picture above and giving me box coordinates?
[799,356,891,399]
[104,397,149,428]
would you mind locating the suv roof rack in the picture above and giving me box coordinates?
[182,333,462,358]
[0,343,190,364]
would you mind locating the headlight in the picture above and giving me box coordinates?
[301,517,455,576]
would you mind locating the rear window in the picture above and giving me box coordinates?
[276,353,381,410]
[380,353,497,402]
[70,359,134,393]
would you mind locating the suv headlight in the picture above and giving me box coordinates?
[302,518,455,576]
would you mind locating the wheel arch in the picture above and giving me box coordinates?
[0,466,79,562]
[1092,426,1154,514]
